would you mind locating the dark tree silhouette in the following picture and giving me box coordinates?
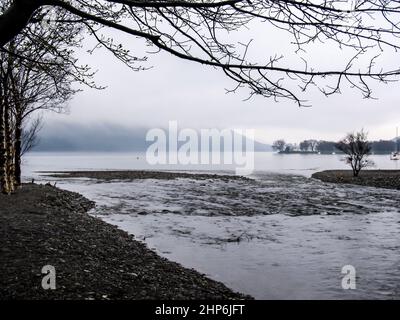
[1,0,400,105]
[299,140,311,152]
[272,139,286,152]
[317,140,336,153]
[307,139,319,152]
[371,140,396,154]
[0,21,77,192]
[336,129,373,177]
[21,116,42,157]
[0,96,4,189]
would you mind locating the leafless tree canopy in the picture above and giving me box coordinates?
[272,139,286,151]
[1,1,400,105]
[21,116,43,156]
[336,129,374,177]
[0,12,78,192]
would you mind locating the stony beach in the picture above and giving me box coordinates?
[41,170,250,182]
[0,183,250,300]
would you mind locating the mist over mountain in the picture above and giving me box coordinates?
[33,122,272,152]
[34,123,150,152]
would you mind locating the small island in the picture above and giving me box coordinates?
[272,138,399,155]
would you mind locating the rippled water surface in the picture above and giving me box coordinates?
[32,168,400,299]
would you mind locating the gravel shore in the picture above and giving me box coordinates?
[0,183,250,300]
[312,170,400,190]
[41,170,250,182]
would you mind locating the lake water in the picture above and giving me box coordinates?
[22,152,400,299]
[23,151,400,177]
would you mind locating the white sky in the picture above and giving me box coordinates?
[44,18,400,145]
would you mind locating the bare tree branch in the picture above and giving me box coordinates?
[1,0,400,106]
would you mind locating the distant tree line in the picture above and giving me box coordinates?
[274,130,381,177]
[273,139,398,154]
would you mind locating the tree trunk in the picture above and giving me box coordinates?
[353,160,360,177]
[2,103,15,194]
[0,0,41,47]
[0,101,5,191]
[14,116,22,186]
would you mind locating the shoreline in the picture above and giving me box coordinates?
[39,170,250,182]
[312,170,400,190]
[0,183,251,300]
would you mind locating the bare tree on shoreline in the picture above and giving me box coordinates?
[272,139,286,152]
[336,129,374,177]
[1,0,400,106]
[0,19,78,193]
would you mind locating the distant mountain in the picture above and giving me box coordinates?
[253,139,273,152]
[33,122,272,152]
[33,123,150,152]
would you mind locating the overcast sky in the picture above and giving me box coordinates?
[44,20,400,145]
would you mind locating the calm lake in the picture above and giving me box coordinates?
[22,152,400,299]
[23,151,400,177]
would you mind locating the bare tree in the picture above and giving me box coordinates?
[0,94,4,188]
[299,140,310,152]
[272,139,286,152]
[336,129,374,177]
[11,116,43,185]
[21,116,42,157]
[284,143,295,153]
[307,140,319,152]
[0,19,77,192]
[1,1,400,106]
[0,49,15,193]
